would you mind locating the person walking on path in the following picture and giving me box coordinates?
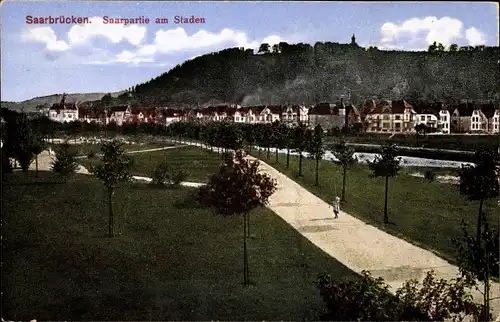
[332,196,340,219]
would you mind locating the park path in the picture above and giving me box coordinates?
[167,139,500,320]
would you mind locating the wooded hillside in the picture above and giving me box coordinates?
[130,42,500,107]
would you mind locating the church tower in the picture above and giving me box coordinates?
[351,34,356,45]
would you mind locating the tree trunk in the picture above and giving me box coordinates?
[258,146,261,156]
[315,158,319,186]
[108,188,115,237]
[266,147,270,159]
[298,153,303,176]
[286,148,290,168]
[246,212,250,238]
[243,212,249,286]
[383,176,389,224]
[275,148,279,162]
[35,154,39,177]
[342,166,347,201]
[476,198,484,244]
[484,246,491,322]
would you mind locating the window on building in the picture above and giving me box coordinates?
[421,116,425,121]
[427,116,431,121]
[395,115,401,120]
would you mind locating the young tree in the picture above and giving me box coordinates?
[453,212,499,321]
[368,143,402,224]
[292,122,308,177]
[198,150,277,286]
[50,141,78,182]
[332,138,357,202]
[457,147,499,243]
[306,124,325,186]
[262,123,274,160]
[89,140,133,238]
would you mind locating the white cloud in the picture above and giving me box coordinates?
[378,16,487,49]
[110,27,285,64]
[465,27,486,46]
[21,17,292,66]
[67,16,147,46]
[21,27,69,51]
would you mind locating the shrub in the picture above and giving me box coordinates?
[152,160,171,186]
[87,151,96,159]
[317,270,483,321]
[424,169,436,181]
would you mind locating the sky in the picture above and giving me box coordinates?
[1,1,498,102]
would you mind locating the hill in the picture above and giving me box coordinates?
[131,42,500,107]
[1,91,125,112]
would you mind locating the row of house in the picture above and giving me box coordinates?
[47,97,500,134]
[364,100,500,134]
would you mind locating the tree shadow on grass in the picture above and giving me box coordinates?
[172,193,206,210]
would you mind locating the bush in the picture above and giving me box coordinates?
[151,161,187,187]
[424,169,436,181]
[152,160,171,186]
[317,270,484,321]
[87,151,96,159]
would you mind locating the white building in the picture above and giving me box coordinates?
[492,109,500,134]
[470,108,487,133]
[48,102,79,123]
[438,108,451,134]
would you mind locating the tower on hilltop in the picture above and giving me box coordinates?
[351,34,356,45]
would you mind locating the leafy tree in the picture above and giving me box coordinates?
[258,43,270,54]
[5,113,43,171]
[89,140,133,237]
[332,138,357,202]
[437,43,445,52]
[51,140,78,182]
[198,150,277,286]
[453,213,499,321]
[368,144,402,224]
[101,93,113,106]
[317,269,483,321]
[292,122,308,176]
[449,44,458,52]
[457,147,499,242]
[306,124,325,186]
[428,41,438,53]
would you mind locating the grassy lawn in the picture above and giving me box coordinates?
[2,171,357,320]
[261,152,497,264]
[79,146,224,182]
